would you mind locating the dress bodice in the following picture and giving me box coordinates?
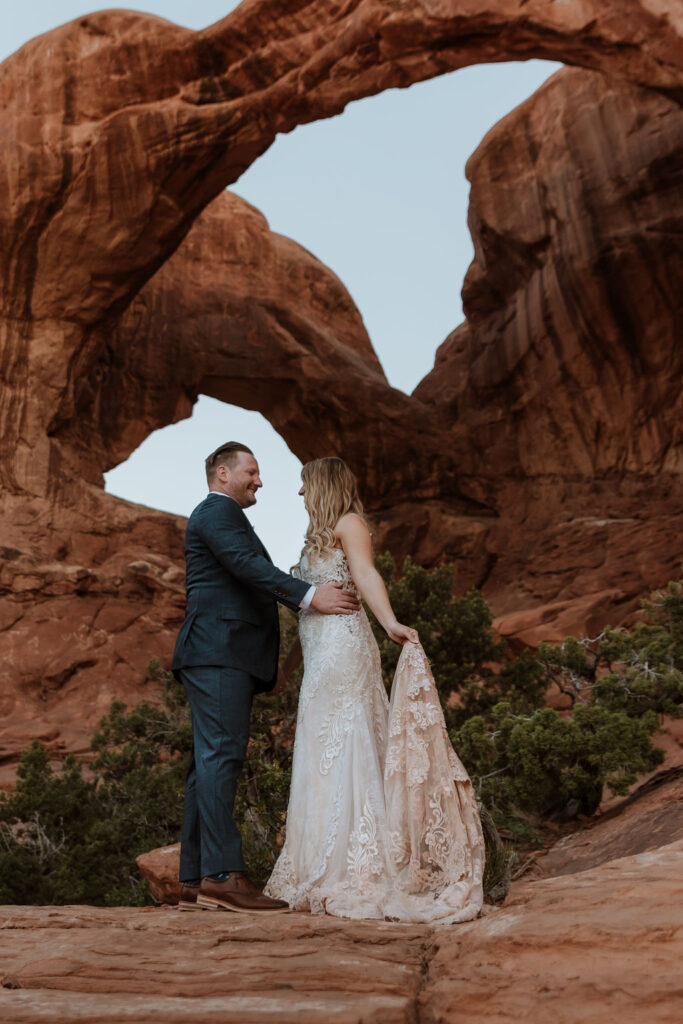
[294,547,357,591]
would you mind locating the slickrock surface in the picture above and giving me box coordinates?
[418,839,683,1024]
[528,766,683,880]
[0,905,431,1023]
[0,3,682,763]
[1,840,681,1023]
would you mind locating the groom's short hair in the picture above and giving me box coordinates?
[205,441,254,483]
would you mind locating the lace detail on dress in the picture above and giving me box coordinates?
[319,697,359,775]
[265,547,485,924]
[347,802,382,885]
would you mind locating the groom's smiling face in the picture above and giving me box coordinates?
[218,452,262,508]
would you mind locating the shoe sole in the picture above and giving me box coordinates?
[196,894,290,914]
[176,900,212,911]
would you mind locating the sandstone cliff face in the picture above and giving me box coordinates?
[417,67,683,486]
[412,66,683,616]
[0,4,682,765]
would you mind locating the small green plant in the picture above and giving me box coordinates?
[454,701,663,820]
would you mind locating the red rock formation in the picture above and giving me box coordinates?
[0,5,682,766]
[0,3,680,498]
[1,839,681,1022]
[412,67,683,617]
[528,767,683,879]
[0,496,188,784]
[0,903,431,1022]
[84,191,455,508]
[416,66,683,491]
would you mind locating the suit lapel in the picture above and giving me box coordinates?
[249,520,273,563]
[207,492,273,564]
[241,508,273,563]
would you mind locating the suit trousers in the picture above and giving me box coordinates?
[178,665,255,880]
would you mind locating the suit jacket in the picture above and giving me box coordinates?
[172,493,310,691]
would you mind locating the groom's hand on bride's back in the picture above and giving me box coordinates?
[311,582,361,614]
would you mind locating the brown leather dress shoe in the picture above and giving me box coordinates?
[197,872,290,914]
[177,883,203,911]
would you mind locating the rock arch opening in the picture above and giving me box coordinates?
[231,58,560,394]
[104,397,308,571]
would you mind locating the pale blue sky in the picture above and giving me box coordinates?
[4,4,559,567]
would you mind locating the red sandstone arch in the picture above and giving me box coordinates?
[0,4,681,763]
[0,2,681,496]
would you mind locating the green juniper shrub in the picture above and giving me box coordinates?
[454,701,662,821]
[538,579,683,720]
[1,565,679,906]
[0,743,100,905]
[454,580,682,823]
[0,665,194,906]
[368,559,679,832]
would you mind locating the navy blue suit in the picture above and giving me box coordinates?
[172,493,309,878]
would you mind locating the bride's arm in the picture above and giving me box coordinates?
[335,514,419,645]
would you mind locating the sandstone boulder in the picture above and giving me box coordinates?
[528,766,683,880]
[136,844,182,906]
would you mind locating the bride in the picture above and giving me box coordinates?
[265,457,485,923]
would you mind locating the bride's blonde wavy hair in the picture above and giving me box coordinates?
[300,457,365,559]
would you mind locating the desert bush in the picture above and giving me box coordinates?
[2,564,678,905]
[538,579,683,720]
[453,581,682,820]
[0,671,191,906]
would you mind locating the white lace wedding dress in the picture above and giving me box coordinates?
[265,547,485,923]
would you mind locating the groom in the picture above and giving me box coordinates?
[172,441,360,913]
